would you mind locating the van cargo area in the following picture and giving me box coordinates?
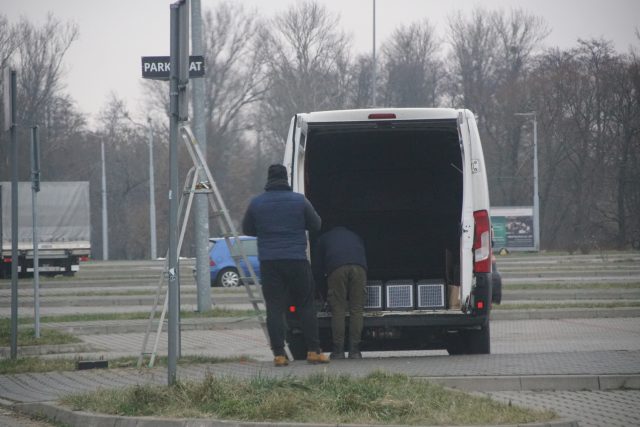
[305,119,462,287]
[284,109,493,358]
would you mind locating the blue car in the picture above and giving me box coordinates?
[206,236,260,287]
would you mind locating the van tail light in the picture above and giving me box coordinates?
[289,305,297,313]
[3,257,11,263]
[368,113,396,119]
[473,210,491,273]
[79,256,89,262]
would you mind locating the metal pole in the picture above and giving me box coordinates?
[191,0,212,311]
[148,117,157,260]
[168,0,188,385]
[515,111,540,252]
[101,138,109,260]
[31,126,41,339]
[372,0,377,107]
[9,69,18,359]
[533,114,540,251]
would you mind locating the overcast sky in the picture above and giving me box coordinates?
[3,0,639,128]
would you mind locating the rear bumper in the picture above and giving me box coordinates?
[317,310,488,328]
[287,273,493,352]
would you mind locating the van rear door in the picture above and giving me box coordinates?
[457,110,475,305]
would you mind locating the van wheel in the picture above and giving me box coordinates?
[217,268,240,287]
[286,332,307,360]
[446,332,467,355]
[467,321,491,354]
[446,322,491,355]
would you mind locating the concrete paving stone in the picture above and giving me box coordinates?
[487,390,640,427]
[491,317,640,354]
[519,375,600,391]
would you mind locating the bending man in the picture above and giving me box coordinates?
[314,226,367,359]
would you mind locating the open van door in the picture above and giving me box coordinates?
[457,110,474,308]
[283,114,308,192]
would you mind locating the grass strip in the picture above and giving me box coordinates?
[0,320,80,347]
[61,371,555,425]
[503,281,640,290]
[0,355,253,375]
[13,307,257,325]
[495,301,640,310]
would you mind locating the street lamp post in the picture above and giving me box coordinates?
[101,137,109,260]
[372,0,377,106]
[147,117,157,260]
[515,112,540,251]
[125,114,158,260]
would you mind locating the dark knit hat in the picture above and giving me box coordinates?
[267,164,288,181]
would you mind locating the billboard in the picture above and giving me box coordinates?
[491,206,535,251]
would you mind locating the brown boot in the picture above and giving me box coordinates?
[306,351,330,364]
[273,355,289,367]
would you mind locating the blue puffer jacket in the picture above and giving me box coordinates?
[242,186,321,261]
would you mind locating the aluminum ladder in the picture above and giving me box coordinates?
[137,123,269,368]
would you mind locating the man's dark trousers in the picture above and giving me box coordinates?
[261,260,320,356]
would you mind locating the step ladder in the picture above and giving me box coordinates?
[137,123,269,368]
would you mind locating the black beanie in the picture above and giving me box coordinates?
[267,164,288,181]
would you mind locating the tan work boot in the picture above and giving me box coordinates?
[306,351,330,364]
[273,355,289,367]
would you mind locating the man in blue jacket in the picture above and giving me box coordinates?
[314,226,367,359]
[242,164,329,367]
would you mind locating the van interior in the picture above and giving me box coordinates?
[304,119,463,289]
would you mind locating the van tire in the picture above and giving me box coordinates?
[445,332,466,355]
[286,331,307,360]
[446,322,491,355]
[467,321,491,354]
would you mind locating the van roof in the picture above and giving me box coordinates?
[301,108,461,123]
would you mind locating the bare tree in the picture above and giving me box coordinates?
[0,14,18,72]
[0,15,20,179]
[446,8,549,214]
[259,0,352,144]
[446,8,499,115]
[16,14,78,128]
[606,54,640,248]
[202,2,268,140]
[380,20,443,107]
[347,54,374,108]
[1,13,82,179]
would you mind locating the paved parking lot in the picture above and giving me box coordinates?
[1,254,640,426]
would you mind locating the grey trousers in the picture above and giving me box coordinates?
[327,264,366,351]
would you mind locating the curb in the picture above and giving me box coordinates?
[0,343,98,358]
[14,402,579,427]
[424,374,640,391]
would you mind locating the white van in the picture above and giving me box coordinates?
[283,108,495,357]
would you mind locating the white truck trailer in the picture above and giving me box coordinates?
[0,181,91,278]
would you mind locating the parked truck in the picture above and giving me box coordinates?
[0,181,91,278]
[283,108,498,357]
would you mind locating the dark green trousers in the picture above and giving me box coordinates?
[327,264,366,351]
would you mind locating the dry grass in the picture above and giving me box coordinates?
[62,371,556,425]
